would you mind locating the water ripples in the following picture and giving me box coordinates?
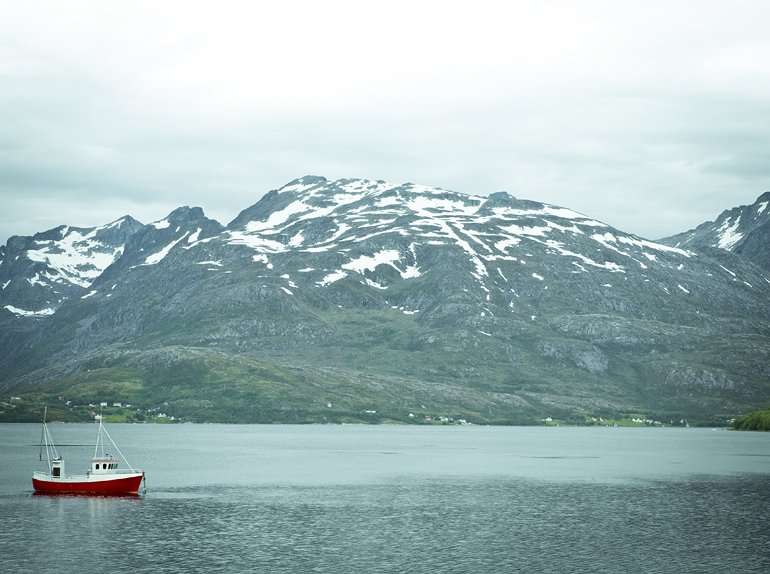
[2,477,769,573]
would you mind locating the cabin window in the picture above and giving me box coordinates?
[95,464,100,469]
[52,467,60,477]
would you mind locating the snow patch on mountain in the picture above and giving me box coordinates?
[318,270,348,286]
[400,264,421,279]
[539,239,625,272]
[364,278,388,289]
[495,237,522,252]
[26,273,46,287]
[187,228,201,243]
[501,224,551,238]
[151,219,170,230]
[342,250,401,274]
[141,232,190,266]
[716,217,743,249]
[251,254,273,269]
[406,196,481,215]
[288,231,304,247]
[323,223,352,244]
[718,265,736,277]
[246,201,311,233]
[595,233,691,257]
[3,304,55,317]
[227,231,285,253]
[25,229,127,288]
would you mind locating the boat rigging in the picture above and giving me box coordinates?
[32,407,145,495]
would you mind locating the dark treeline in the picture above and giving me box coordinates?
[732,408,770,431]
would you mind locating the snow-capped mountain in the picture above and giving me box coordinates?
[0,216,143,317]
[661,192,770,270]
[2,177,770,423]
[99,206,224,278]
[219,176,711,306]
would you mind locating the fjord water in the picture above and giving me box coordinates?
[1,425,769,573]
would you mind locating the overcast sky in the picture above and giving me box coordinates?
[2,1,770,243]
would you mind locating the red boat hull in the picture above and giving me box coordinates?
[32,473,144,495]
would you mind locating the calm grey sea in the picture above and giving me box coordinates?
[1,424,769,573]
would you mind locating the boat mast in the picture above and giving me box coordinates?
[100,423,136,472]
[40,405,58,474]
[38,406,46,463]
[93,409,105,458]
[92,411,135,472]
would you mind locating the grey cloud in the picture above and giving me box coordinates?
[1,2,770,243]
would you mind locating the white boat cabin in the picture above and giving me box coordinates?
[51,458,64,478]
[91,456,119,473]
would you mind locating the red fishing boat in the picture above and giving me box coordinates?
[32,408,145,495]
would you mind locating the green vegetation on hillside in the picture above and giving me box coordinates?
[0,344,737,426]
[1,308,764,427]
[732,408,770,431]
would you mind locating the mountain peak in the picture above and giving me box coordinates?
[754,191,770,204]
[109,215,143,228]
[487,191,516,202]
[149,206,221,231]
[660,190,770,269]
[167,206,207,222]
[0,214,144,315]
[280,175,328,192]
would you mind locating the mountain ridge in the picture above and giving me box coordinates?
[1,177,769,424]
[0,215,144,317]
[661,191,770,270]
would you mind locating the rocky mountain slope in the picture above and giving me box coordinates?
[661,192,770,270]
[2,177,769,424]
[0,216,143,317]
